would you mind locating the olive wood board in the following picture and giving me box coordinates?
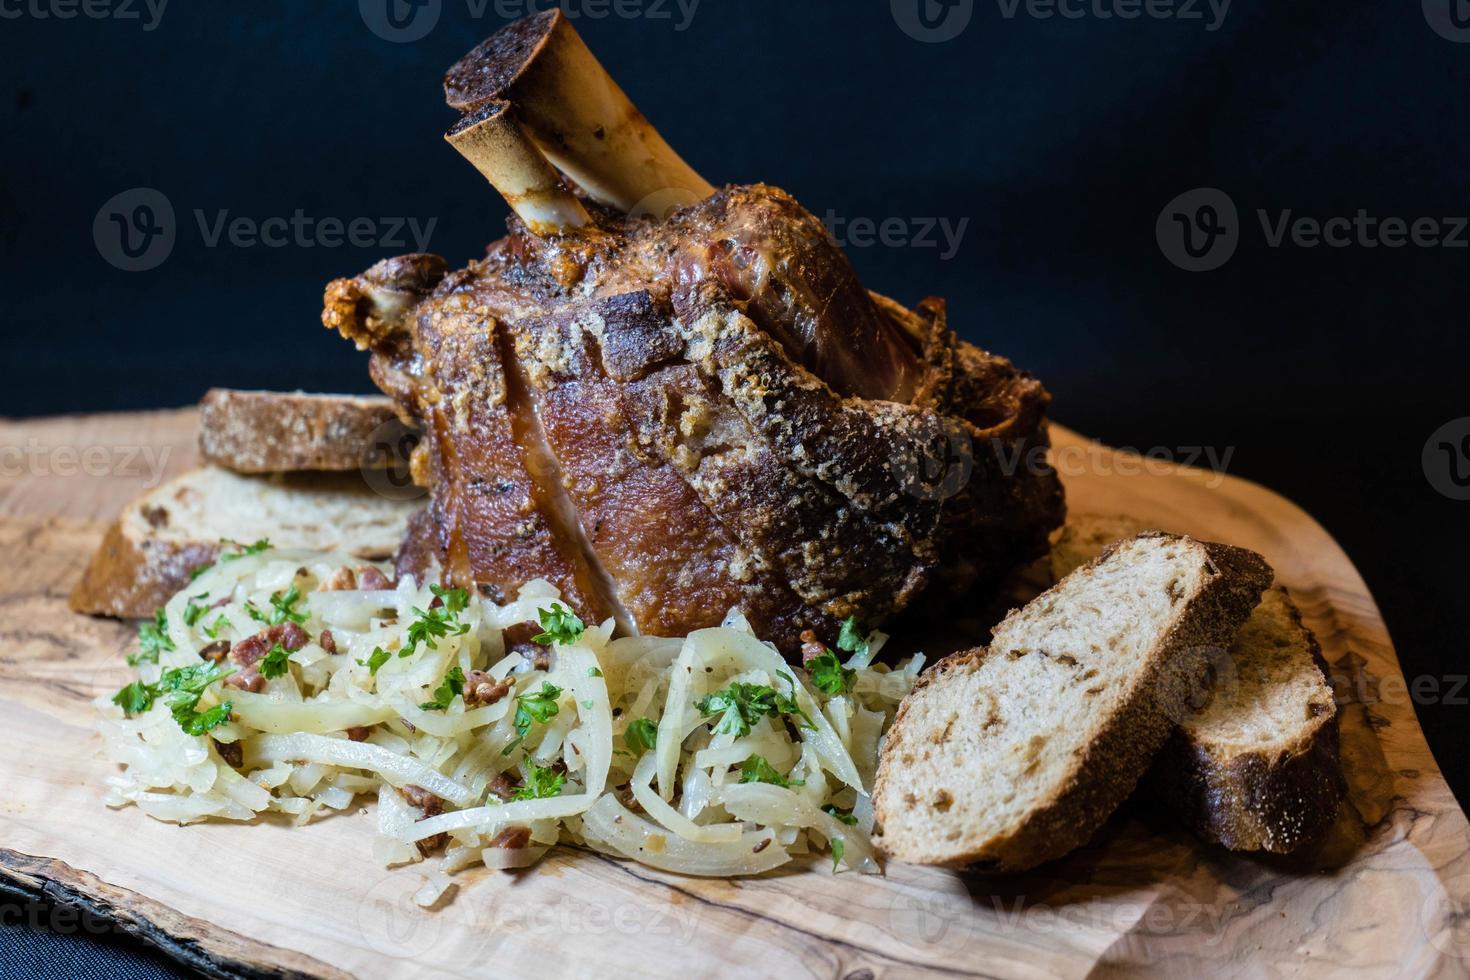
[0,408,1466,979]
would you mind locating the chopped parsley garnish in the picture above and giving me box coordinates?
[111,681,154,715]
[172,699,234,736]
[129,608,175,666]
[623,718,658,755]
[401,594,471,659]
[807,650,855,696]
[738,754,804,787]
[531,603,584,646]
[112,662,234,736]
[587,666,603,678]
[836,616,869,659]
[204,615,232,640]
[182,593,211,628]
[429,584,469,616]
[510,762,566,801]
[822,804,859,826]
[257,643,291,680]
[503,682,562,755]
[695,675,814,738]
[419,665,466,711]
[188,563,213,582]
[220,538,270,561]
[269,586,308,625]
[358,646,393,676]
[829,836,845,873]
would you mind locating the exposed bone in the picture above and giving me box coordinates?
[446,101,592,236]
[444,10,715,214]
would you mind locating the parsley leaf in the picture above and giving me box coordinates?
[429,584,469,616]
[114,662,235,736]
[268,586,308,625]
[357,646,393,676]
[171,698,233,736]
[402,600,470,658]
[419,665,466,711]
[738,754,804,787]
[158,661,232,697]
[510,762,566,801]
[829,836,845,873]
[503,682,562,755]
[807,651,855,696]
[587,666,603,678]
[111,681,155,715]
[182,593,211,628]
[822,804,859,826]
[204,615,232,640]
[531,603,584,646]
[836,616,869,658]
[258,643,291,680]
[130,608,174,666]
[696,676,813,738]
[220,538,270,561]
[623,718,658,755]
[188,563,214,582]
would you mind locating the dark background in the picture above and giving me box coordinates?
[2,1,1467,974]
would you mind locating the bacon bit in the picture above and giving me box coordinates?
[505,625,552,670]
[614,784,644,814]
[356,566,393,591]
[232,623,310,666]
[199,639,231,663]
[799,629,828,664]
[318,567,357,592]
[487,771,521,802]
[752,838,771,853]
[463,670,511,707]
[318,629,338,654]
[402,784,443,816]
[487,826,532,850]
[402,785,448,854]
[345,726,373,742]
[213,739,242,768]
[224,667,266,693]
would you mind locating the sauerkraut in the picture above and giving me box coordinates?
[96,546,922,897]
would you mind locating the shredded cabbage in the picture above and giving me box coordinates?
[96,547,921,895]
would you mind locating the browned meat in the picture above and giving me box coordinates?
[318,629,337,654]
[487,826,532,850]
[232,622,309,667]
[464,670,512,707]
[321,15,1064,656]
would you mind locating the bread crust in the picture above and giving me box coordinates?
[873,531,1273,871]
[198,389,412,474]
[1149,589,1344,853]
[69,520,219,618]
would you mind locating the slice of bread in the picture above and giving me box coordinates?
[1051,513,1343,853]
[70,466,421,618]
[198,388,413,473]
[1150,587,1343,852]
[872,531,1272,870]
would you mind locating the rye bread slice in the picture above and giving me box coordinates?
[198,388,413,473]
[872,531,1272,870]
[70,466,421,618]
[1052,514,1344,853]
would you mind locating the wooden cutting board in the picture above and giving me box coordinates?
[2,409,1467,979]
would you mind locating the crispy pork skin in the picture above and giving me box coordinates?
[326,187,1063,653]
